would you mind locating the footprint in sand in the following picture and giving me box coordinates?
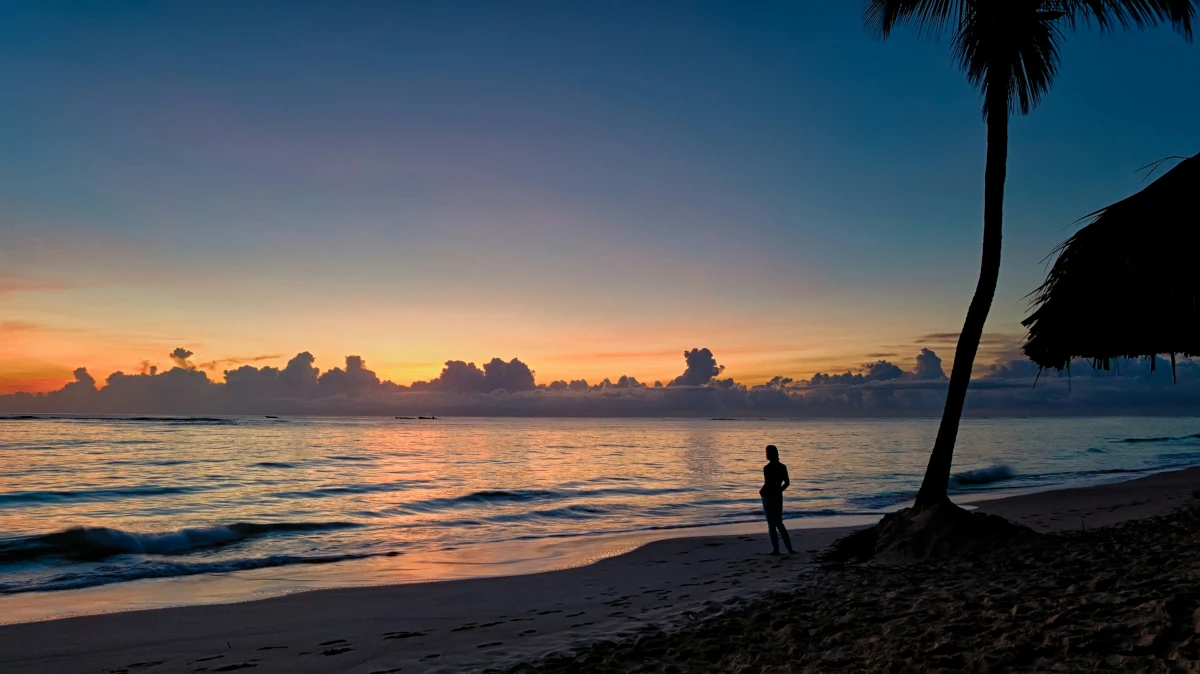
[382,630,426,640]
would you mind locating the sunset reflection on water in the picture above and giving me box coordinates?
[2,415,1198,612]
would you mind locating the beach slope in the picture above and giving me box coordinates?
[1,468,1198,673]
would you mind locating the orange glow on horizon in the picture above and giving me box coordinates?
[0,346,950,395]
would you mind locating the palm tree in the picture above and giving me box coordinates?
[865,0,1195,507]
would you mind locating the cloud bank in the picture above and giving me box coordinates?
[3,346,1199,417]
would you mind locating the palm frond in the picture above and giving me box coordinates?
[863,0,970,39]
[1054,0,1196,40]
[952,2,1064,118]
[866,0,1197,117]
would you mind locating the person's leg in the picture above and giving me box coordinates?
[765,495,792,553]
[762,496,780,553]
[776,517,794,553]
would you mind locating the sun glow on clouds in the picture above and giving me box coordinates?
[0,236,991,393]
[0,182,1003,395]
[0,238,984,393]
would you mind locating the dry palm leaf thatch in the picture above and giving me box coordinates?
[1022,152,1200,380]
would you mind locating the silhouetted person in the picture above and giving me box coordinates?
[760,444,794,555]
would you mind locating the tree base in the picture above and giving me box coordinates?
[819,501,1038,565]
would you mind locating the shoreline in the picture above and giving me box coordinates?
[2,466,1199,673]
[0,465,1166,627]
[0,513,884,627]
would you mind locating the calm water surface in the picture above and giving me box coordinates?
[2,415,1198,606]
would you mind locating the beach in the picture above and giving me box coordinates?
[2,466,1198,673]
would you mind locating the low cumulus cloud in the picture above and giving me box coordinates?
[411,357,536,394]
[169,348,195,370]
[810,349,945,386]
[4,346,1200,417]
[913,348,946,380]
[810,359,904,386]
[671,348,724,386]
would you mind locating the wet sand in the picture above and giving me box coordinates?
[2,467,1198,673]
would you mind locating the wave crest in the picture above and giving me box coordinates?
[950,465,1016,488]
[455,489,559,503]
[1118,433,1200,444]
[0,521,359,564]
[0,485,213,505]
[0,550,398,595]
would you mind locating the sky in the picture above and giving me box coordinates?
[1,1,1198,394]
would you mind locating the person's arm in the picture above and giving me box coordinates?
[781,464,790,491]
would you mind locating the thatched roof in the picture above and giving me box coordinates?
[1021,152,1200,380]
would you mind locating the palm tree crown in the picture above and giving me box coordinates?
[866,1,1194,117]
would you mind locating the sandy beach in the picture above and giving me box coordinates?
[2,467,1199,673]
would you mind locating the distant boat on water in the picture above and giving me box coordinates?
[395,416,415,420]
[265,415,279,419]
[419,415,437,420]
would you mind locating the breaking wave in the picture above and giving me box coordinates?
[1117,433,1200,444]
[0,521,359,564]
[0,551,397,595]
[950,465,1016,488]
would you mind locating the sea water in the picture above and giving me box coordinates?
[1,415,1198,618]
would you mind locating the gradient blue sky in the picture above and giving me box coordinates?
[1,1,1197,391]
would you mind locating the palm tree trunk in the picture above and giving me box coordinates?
[913,95,1009,507]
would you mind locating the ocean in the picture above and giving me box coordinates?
[1,415,1198,620]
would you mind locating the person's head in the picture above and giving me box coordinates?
[765,444,779,462]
